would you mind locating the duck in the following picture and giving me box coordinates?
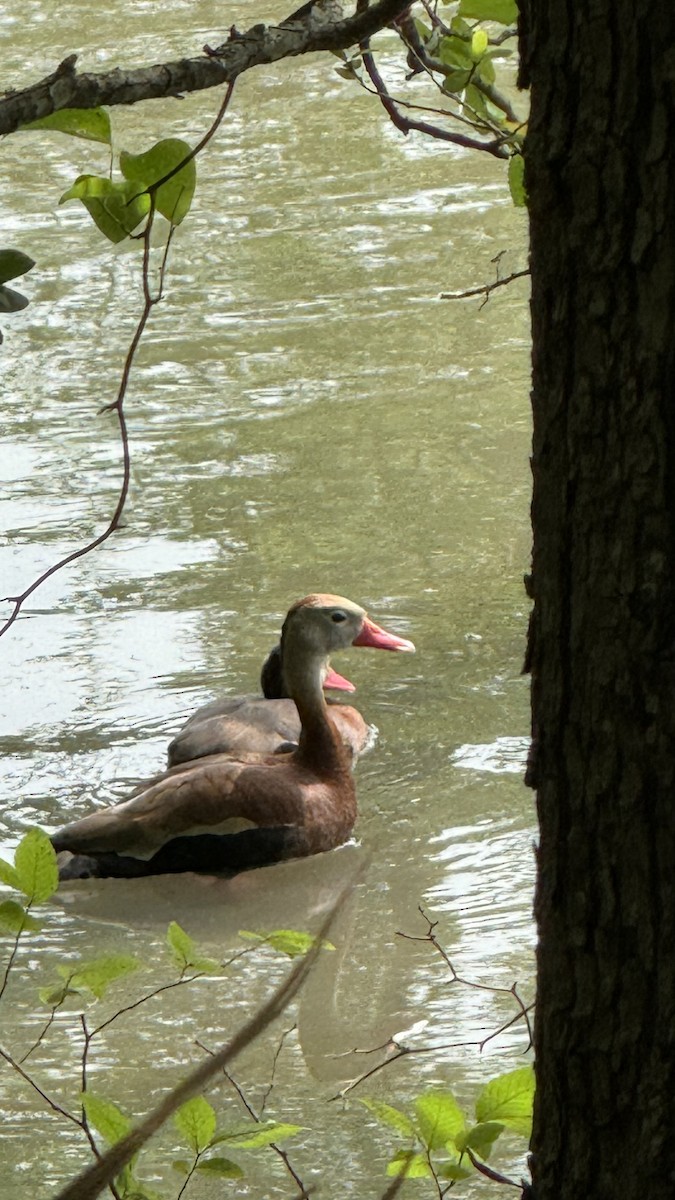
[167,642,372,766]
[53,594,415,880]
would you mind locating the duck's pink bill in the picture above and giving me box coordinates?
[353,616,416,653]
[324,666,356,692]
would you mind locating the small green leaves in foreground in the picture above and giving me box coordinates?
[475,1064,535,1136]
[0,248,35,339]
[0,249,35,286]
[82,1093,159,1200]
[59,137,196,243]
[21,106,112,145]
[238,928,335,958]
[166,920,219,973]
[172,1094,302,1182]
[59,176,151,244]
[0,827,58,905]
[363,1065,534,1182]
[174,1095,216,1153]
[39,953,140,1007]
[82,1092,132,1145]
[120,139,196,226]
[508,153,527,207]
[457,0,518,22]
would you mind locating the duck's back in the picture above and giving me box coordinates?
[168,696,301,764]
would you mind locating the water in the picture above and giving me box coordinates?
[1,3,533,1195]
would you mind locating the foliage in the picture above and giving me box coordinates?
[59,137,195,243]
[21,106,112,144]
[362,1068,534,1183]
[1,6,533,1196]
[0,247,35,342]
[336,0,526,195]
[0,832,314,1195]
[238,928,336,958]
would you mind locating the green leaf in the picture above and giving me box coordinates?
[39,983,73,1006]
[21,107,112,145]
[465,84,491,121]
[174,1096,217,1153]
[442,68,472,94]
[120,138,196,225]
[471,29,489,58]
[59,176,150,243]
[457,1120,505,1159]
[238,929,334,958]
[196,1157,244,1178]
[386,1150,432,1178]
[0,285,29,313]
[476,55,496,84]
[165,921,218,971]
[413,18,432,40]
[117,1180,163,1200]
[0,857,21,890]
[69,954,140,999]
[508,153,527,207]
[458,0,518,22]
[14,829,58,903]
[82,1093,132,1145]
[415,1091,466,1151]
[216,1121,302,1149]
[475,1065,535,1138]
[437,1159,473,1181]
[0,250,35,284]
[0,899,41,933]
[439,33,474,68]
[360,1099,416,1139]
[171,1160,191,1174]
[166,921,196,967]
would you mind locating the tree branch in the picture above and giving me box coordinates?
[0,1,412,136]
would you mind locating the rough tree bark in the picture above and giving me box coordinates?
[0,0,411,136]
[523,1,675,1197]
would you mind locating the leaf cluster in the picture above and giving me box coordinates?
[59,134,196,243]
[362,1065,534,1182]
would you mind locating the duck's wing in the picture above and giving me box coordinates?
[168,699,302,765]
[52,755,304,861]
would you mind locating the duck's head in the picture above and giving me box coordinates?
[281,594,416,660]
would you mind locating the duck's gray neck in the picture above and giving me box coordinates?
[281,636,348,775]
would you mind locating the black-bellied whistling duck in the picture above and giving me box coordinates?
[167,643,372,765]
[53,594,415,880]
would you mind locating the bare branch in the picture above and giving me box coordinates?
[0,1,412,136]
[440,267,530,306]
[0,1044,82,1127]
[358,28,509,158]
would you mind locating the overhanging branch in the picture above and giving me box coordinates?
[0,0,412,136]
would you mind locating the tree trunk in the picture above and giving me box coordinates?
[522,2,675,1197]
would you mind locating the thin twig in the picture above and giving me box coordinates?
[259,1023,297,1115]
[90,972,202,1038]
[20,1004,60,1062]
[197,1040,308,1197]
[440,268,530,306]
[0,1044,81,1126]
[358,34,508,158]
[1,79,239,642]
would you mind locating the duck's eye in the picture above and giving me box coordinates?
[330,610,348,623]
